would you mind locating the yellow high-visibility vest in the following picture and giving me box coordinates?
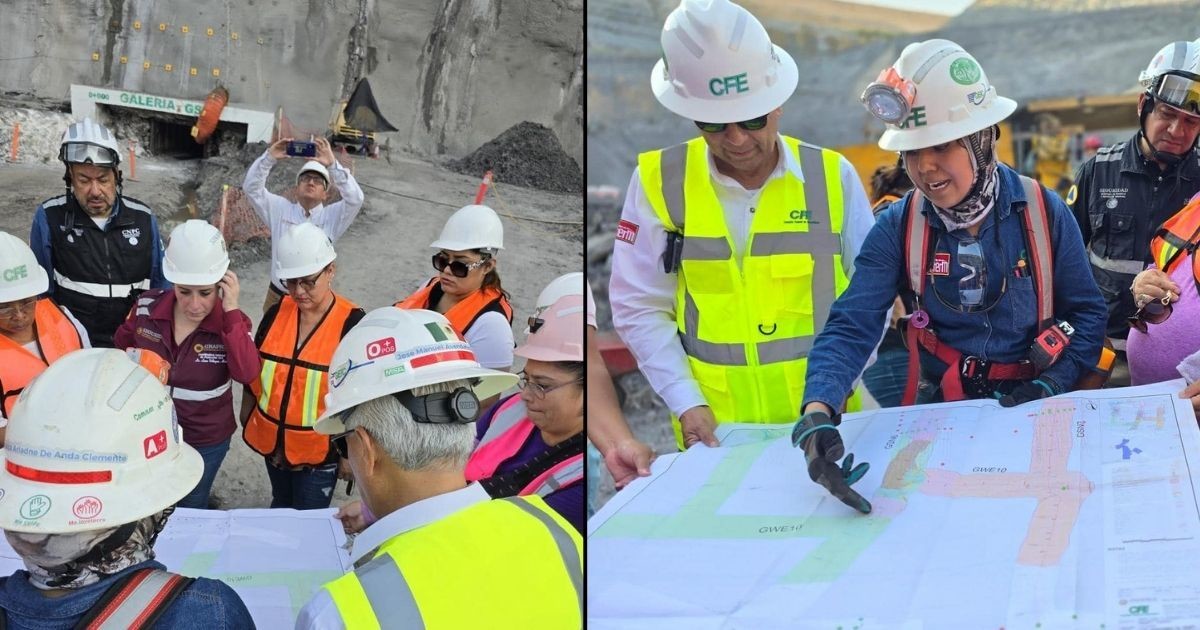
[322,495,582,629]
[638,136,860,448]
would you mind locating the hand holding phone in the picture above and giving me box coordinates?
[286,140,318,158]
[218,270,240,312]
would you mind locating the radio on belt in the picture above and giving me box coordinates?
[1029,321,1074,371]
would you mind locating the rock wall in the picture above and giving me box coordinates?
[0,0,582,162]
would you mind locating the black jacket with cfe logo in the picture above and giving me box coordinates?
[1068,136,1200,343]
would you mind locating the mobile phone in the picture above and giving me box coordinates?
[286,140,317,157]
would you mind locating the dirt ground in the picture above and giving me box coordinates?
[1,150,583,510]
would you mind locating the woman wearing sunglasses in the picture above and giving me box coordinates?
[114,220,260,509]
[396,204,514,374]
[242,222,365,509]
[793,40,1107,513]
[0,231,90,443]
[1128,191,1200,414]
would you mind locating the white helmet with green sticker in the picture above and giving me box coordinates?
[875,39,1017,152]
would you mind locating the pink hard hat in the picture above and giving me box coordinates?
[515,294,584,362]
[1084,134,1103,150]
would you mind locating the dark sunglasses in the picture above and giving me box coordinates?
[694,115,769,134]
[330,427,355,459]
[1128,294,1173,334]
[432,253,488,278]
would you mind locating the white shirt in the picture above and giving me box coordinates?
[609,135,877,417]
[464,310,515,369]
[242,152,365,291]
[294,484,490,630]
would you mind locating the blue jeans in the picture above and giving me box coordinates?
[861,347,910,409]
[177,438,231,509]
[265,460,338,510]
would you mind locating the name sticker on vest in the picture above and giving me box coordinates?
[616,220,639,245]
[193,342,227,364]
[931,252,951,276]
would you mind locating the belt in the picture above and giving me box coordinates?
[171,380,232,402]
[902,324,1037,404]
[1088,251,1146,275]
[54,270,149,298]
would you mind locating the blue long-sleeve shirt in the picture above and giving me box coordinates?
[803,164,1107,410]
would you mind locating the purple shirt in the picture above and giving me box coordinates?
[475,394,584,532]
[1127,256,1200,385]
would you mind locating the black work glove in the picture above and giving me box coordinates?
[998,379,1056,408]
[791,411,872,514]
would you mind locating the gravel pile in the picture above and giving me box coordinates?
[448,122,582,193]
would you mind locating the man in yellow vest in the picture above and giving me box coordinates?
[609,0,877,449]
[295,307,582,628]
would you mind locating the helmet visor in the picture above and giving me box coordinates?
[62,142,118,167]
[1154,73,1200,115]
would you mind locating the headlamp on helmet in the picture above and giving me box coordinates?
[861,67,917,125]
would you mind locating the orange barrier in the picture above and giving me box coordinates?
[126,140,138,181]
[8,122,19,162]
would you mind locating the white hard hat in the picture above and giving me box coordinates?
[651,0,798,124]
[275,222,336,281]
[0,232,48,303]
[525,272,585,334]
[298,160,330,186]
[873,39,1017,152]
[59,117,121,168]
[316,307,518,434]
[163,220,230,286]
[1138,40,1200,117]
[516,294,584,363]
[0,349,203,534]
[429,205,504,252]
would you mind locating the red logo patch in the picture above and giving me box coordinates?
[616,220,639,245]
[930,252,951,276]
[143,430,167,459]
[73,496,103,519]
[366,337,397,360]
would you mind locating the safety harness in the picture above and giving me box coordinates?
[0,568,194,630]
[1150,193,1200,293]
[899,175,1055,405]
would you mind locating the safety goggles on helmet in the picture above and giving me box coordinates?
[1152,73,1200,116]
[861,67,918,125]
[61,142,118,167]
[693,115,770,134]
[432,252,487,278]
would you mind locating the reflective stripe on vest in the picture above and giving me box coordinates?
[171,380,231,402]
[637,136,858,438]
[464,395,534,481]
[0,299,84,418]
[521,453,584,497]
[1088,250,1146,275]
[395,279,514,335]
[1150,193,1200,281]
[53,269,149,298]
[245,294,357,466]
[323,495,582,628]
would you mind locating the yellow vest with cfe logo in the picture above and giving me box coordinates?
[638,136,860,447]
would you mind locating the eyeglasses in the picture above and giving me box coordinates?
[283,265,330,291]
[1153,73,1200,116]
[1129,293,1173,334]
[61,142,118,167]
[298,173,327,186]
[0,297,36,318]
[518,371,581,399]
[330,427,356,459]
[432,253,488,278]
[693,115,769,134]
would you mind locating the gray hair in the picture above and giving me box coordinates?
[343,379,476,472]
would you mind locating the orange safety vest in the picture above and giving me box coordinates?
[1150,193,1200,290]
[464,396,584,498]
[395,278,513,336]
[0,299,84,418]
[244,294,358,466]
